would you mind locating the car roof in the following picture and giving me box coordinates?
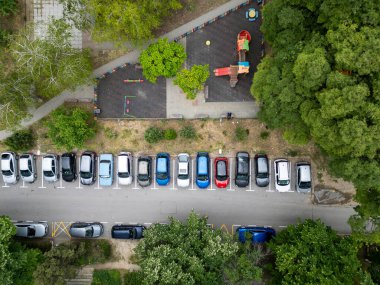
[42,157,54,171]
[216,160,227,176]
[19,157,29,170]
[139,160,148,175]
[70,227,86,236]
[237,156,248,174]
[99,160,111,174]
[178,161,188,174]
[1,157,11,170]
[198,156,208,174]
[118,154,129,172]
[81,155,92,172]
[298,164,311,182]
[157,157,167,172]
[276,160,289,179]
[257,156,268,173]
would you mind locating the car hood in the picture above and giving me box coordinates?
[196,179,209,189]
[3,175,16,184]
[99,177,112,186]
[81,177,93,185]
[156,177,169,186]
[118,176,132,185]
[256,177,269,187]
[34,224,47,237]
[92,225,103,237]
[276,184,291,192]
[22,175,34,183]
[177,178,190,187]
[235,178,249,187]
[44,176,57,182]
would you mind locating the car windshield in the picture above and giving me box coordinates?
[278,178,290,186]
[63,168,72,175]
[197,174,208,181]
[27,227,36,237]
[178,174,188,179]
[157,172,168,180]
[21,169,31,177]
[299,181,311,188]
[118,172,130,178]
[81,171,92,179]
[2,170,12,176]
[138,174,148,180]
[178,155,188,162]
[44,170,54,177]
[85,227,94,237]
[257,172,268,179]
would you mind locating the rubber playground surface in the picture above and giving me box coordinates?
[96,65,166,118]
[186,2,262,102]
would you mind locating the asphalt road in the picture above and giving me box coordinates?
[0,155,355,239]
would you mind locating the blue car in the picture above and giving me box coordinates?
[156,153,170,186]
[99,154,113,186]
[237,226,276,244]
[196,152,210,188]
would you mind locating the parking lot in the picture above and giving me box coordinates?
[1,154,303,193]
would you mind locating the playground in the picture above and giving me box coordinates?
[95,0,262,118]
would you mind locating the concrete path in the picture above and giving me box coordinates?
[0,0,255,140]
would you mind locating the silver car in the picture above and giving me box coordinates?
[19,153,37,183]
[1,151,19,184]
[296,162,312,193]
[14,221,48,238]
[42,154,59,182]
[117,152,133,185]
[69,222,104,238]
[177,153,190,187]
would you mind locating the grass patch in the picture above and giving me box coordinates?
[260,131,270,140]
[104,127,118,139]
[92,269,121,285]
[285,149,299,157]
[235,126,248,141]
[179,125,197,139]
[124,271,143,285]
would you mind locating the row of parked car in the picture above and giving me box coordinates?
[13,221,275,243]
[1,151,312,192]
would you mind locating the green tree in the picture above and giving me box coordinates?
[174,64,209,99]
[0,0,18,16]
[139,38,186,83]
[4,129,35,151]
[269,219,369,285]
[86,0,182,45]
[46,107,96,150]
[135,212,242,285]
[10,19,92,98]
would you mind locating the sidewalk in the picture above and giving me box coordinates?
[0,0,253,140]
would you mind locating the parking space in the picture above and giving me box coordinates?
[1,154,308,195]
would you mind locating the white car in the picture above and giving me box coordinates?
[274,159,291,192]
[42,154,59,182]
[117,152,133,185]
[19,153,37,183]
[177,153,190,187]
[1,151,19,184]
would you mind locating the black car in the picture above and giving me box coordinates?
[61,152,77,182]
[111,224,146,239]
[235,152,250,187]
[137,156,152,187]
[254,154,269,187]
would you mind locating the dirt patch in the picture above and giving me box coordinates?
[313,185,354,205]
[91,239,139,271]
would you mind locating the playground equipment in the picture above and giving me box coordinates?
[246,8,259,22]
[213,30,251,87]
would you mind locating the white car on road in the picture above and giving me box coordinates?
[177,153,190,188]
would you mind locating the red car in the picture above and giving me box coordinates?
[214,157,229,188]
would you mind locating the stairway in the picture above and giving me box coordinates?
[66,267,94,285]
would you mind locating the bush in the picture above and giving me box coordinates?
[104,127,118,139]
[0,0,18,16]
[235,126,248,141]
[164,128,177,140]
[144,127,164,144]
[77,240,112,265]
[124,271,143,285]
[4,129,35,151]
[179,125,197,139]
[260,131,270,140]
[0,29,11,47]
[92,269,121,285]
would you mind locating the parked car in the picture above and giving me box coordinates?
[1,151,19,184]
[196,152,210,189]
[19,153,36,183]
[254,154,269,187]
[137,156,152,187]
[214,157,229,188]
[80,151,96,185]
[156,153,170,186]
[14,221,48,238]
[117,152,133,185]
[177,153,190,188]
[296,162,312,193]
[236,226,276,243]
[69,222,104,238]
[274,159,291,192]
[111,224,146,239]
[99,153,113,186]
[61,152,77,182]
[42,154,59,182]
[235,152,250,187]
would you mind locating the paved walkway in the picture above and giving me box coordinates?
[0,0,256,140]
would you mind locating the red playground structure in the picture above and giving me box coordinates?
[213,30,251,87]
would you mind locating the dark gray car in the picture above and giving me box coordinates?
[235,152,250,187]
[254,154,269,187]
[69,222,104,238]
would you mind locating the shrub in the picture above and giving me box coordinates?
[179,125,197,139]
[235,126,248,141]
[0,29,11,47]
[144,127,164,144]
[286,149,299,157]
[0,0,18,16]
[92,269,121,285]
[164,128,177,140]
[104,127,118,139]
[4,129,35,151]
[260,131,270,140]
[124,271,143,285]
[77,240,112,265]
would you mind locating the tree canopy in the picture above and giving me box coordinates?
[174,64,210,100]
[269,219,372,285]
[253,0,380,241]
[46,107,96,150]
[134,212,263,285]
[139,38,186,83]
